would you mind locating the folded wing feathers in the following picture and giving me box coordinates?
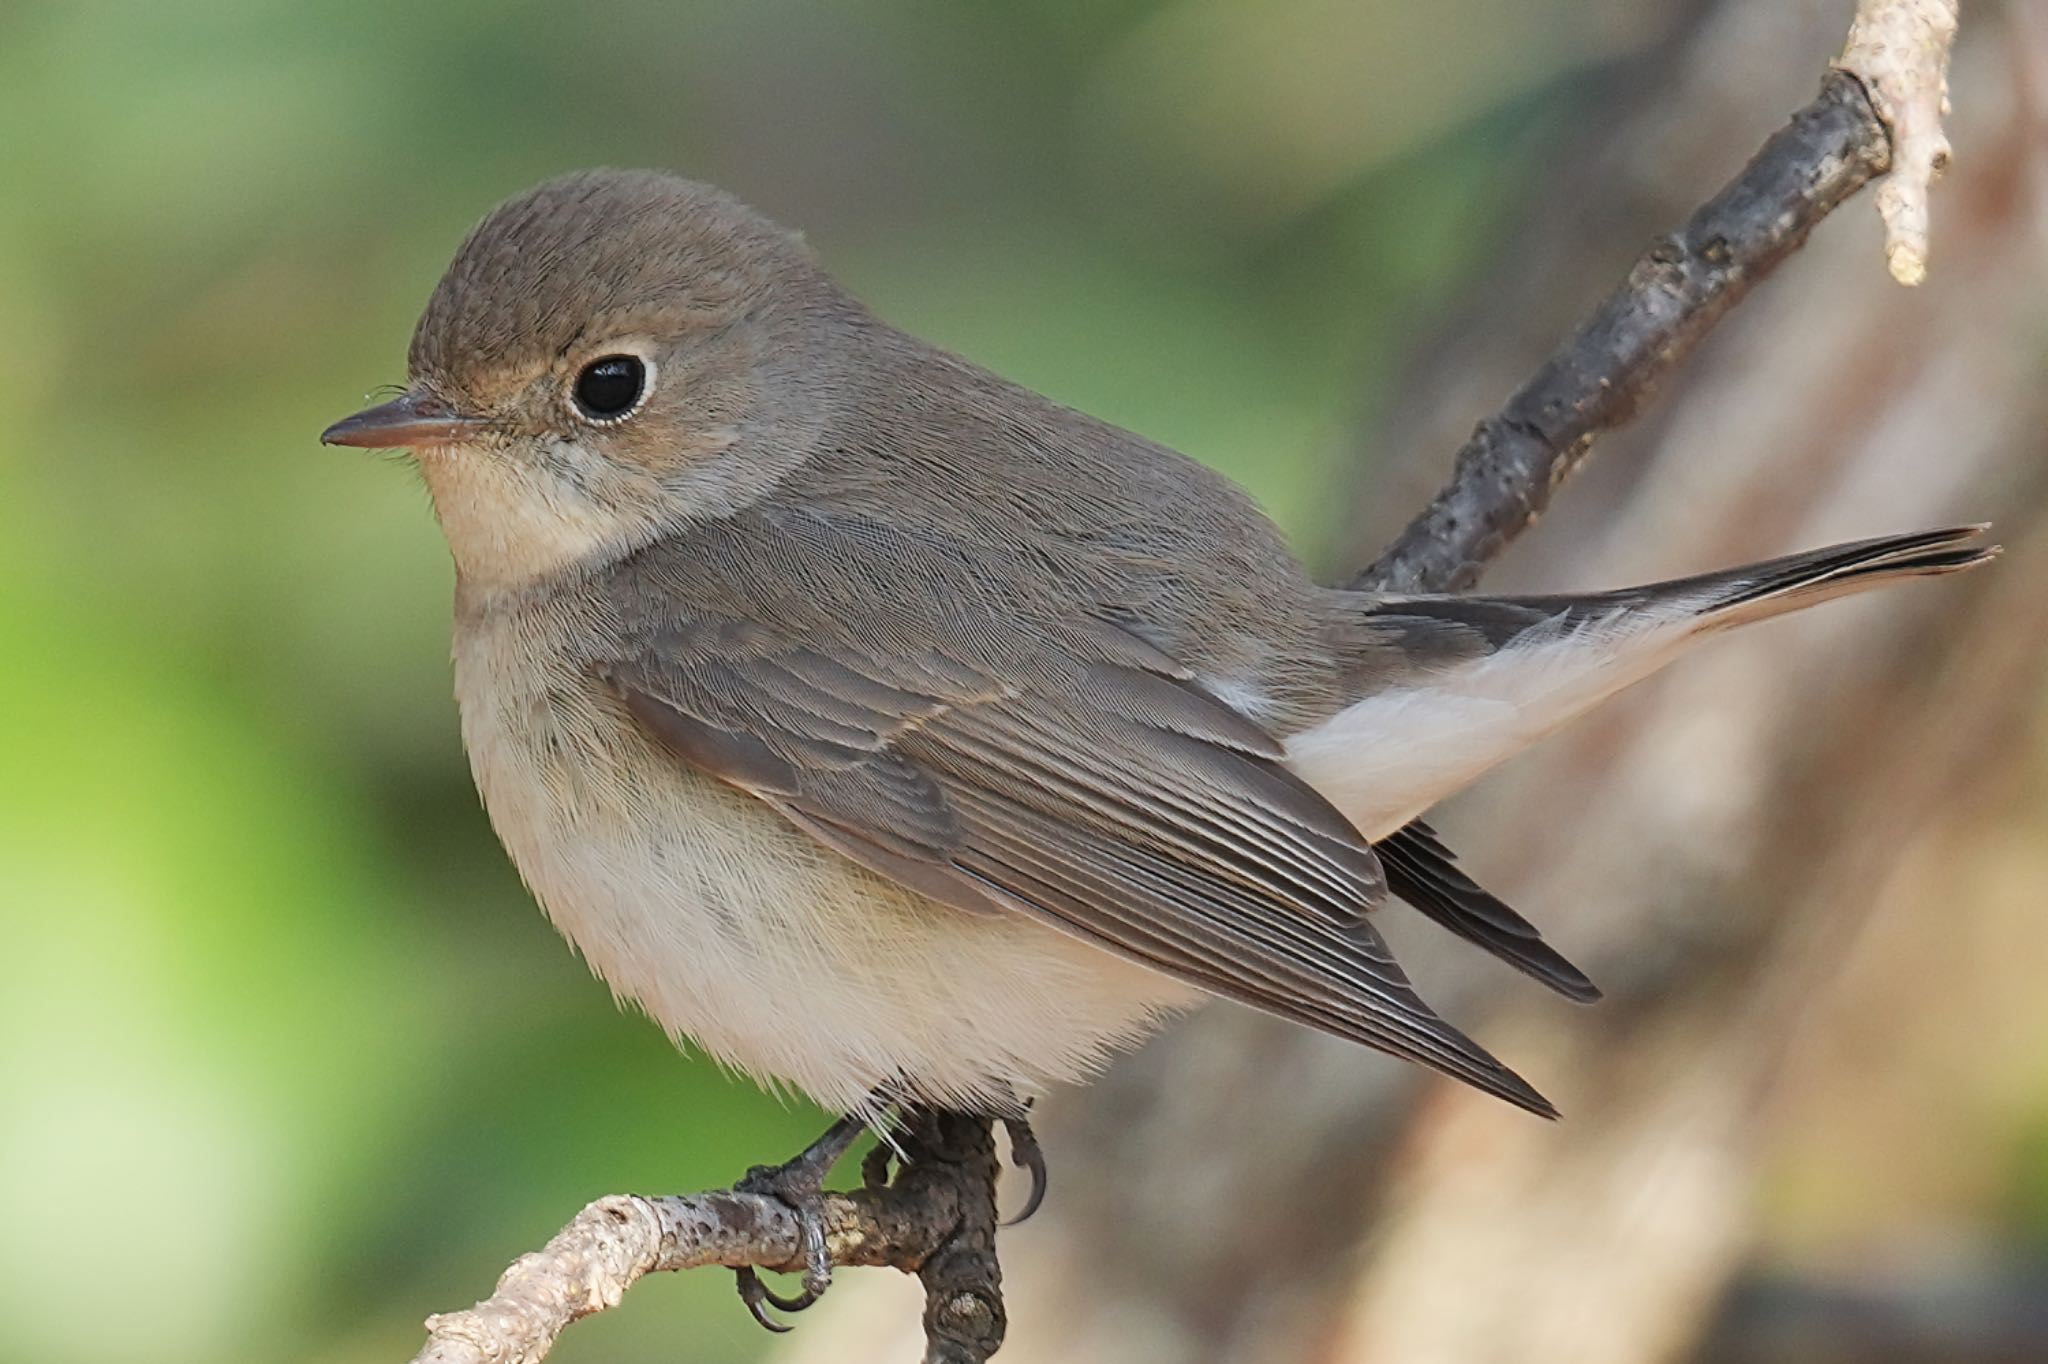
[1378,821,1601,1003]
[940,780,1555,1115]
[611,629,1559,1116]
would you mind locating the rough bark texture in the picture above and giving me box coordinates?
[779,2,2045,1362]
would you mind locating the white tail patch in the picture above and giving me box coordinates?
[1284,601,1709,840]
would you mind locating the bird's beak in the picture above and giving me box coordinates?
[320,389,485,449]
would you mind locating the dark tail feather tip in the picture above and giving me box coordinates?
[1712,525,1998,613]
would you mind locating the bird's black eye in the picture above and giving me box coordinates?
[570,355,648,423]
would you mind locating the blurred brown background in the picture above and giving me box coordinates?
[0,2,2041,1362]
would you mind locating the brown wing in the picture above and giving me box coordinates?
[606,617,1553,1116]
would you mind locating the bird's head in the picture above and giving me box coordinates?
[323,169,846,594]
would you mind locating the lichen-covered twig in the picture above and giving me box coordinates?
[1838,0,1959,285]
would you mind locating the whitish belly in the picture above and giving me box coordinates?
[460,669,1196,1117]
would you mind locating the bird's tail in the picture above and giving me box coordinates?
[1295,526,1998,844]
[1584,524,1997,634]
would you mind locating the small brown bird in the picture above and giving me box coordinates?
[323,168,1989,1301]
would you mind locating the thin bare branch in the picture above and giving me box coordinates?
[1357,71,1892,594]
[410,1112,997,1364]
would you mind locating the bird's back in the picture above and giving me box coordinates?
[745,317,1347,724]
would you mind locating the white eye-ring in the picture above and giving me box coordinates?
[568,352,654,425]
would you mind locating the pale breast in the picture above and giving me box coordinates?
[451,599,1199,1116]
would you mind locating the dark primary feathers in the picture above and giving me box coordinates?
[1379,822,1600,1003]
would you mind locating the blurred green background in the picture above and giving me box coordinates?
[2,3,2038,1363]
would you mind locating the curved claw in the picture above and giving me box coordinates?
[767,1282,823,1313]
[724,1112,871,1332]
[1000,1113,1049,1226]
[751,1266,822,1313]
[734,1267,796,1334]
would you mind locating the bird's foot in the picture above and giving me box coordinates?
[730,1113,866,1332]
[726,1100,1047,1330]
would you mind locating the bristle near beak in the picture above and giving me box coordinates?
[322,389,485,449]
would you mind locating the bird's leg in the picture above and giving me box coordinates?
[730,1112,868,1332]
